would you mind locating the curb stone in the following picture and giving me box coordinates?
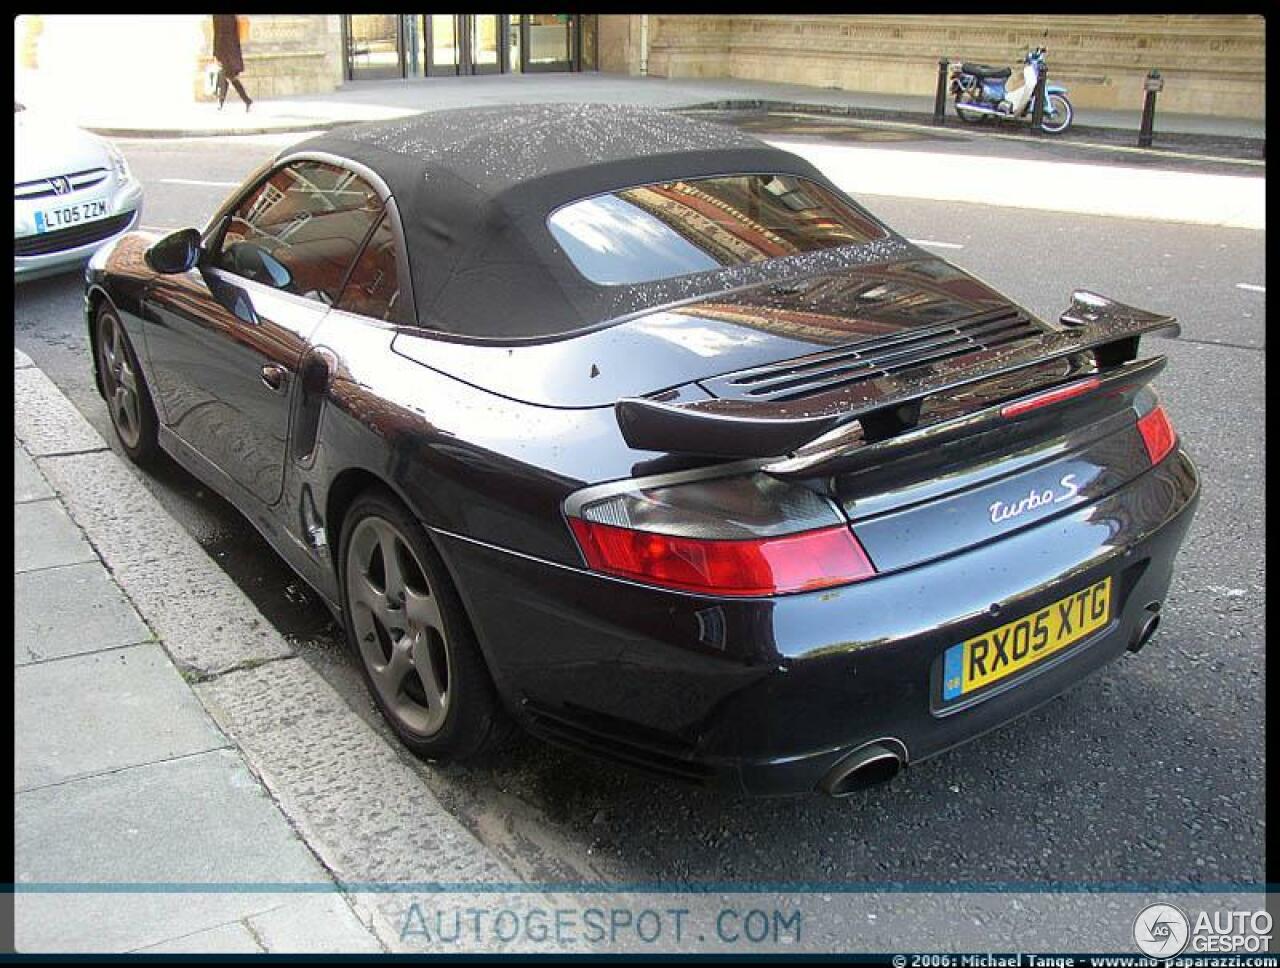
[84,120,351,140]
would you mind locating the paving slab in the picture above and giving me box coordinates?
[14,748,330,883]
[36,451,294,677]
[247,893,384,954]
[13,365,110,457]
[14,443,54,503]
[14,748,335,952]
[15,891,333,955]
[14,499,97,573]
[15,560,152,665]
[195,658,513,887]
[15,643,228,791]
[132,920,264,954]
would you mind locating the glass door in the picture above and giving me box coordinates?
[523,14,573,72]
[425,14,505,75]
[465,15,503,74]
[345,15,405,80]
[425,14,459,75]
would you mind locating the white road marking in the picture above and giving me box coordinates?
[908,238,965,250]
[139,225,179,233]
[159,178,239,187]
[1236,283,1266,293]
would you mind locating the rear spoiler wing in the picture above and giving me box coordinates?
[615,291,1178,464]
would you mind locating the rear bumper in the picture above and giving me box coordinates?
[435,448,1199,796]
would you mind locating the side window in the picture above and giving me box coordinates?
[216,160,383,305]
[335,209,402,323]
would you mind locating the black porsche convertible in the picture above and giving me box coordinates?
[85,104,1198,796]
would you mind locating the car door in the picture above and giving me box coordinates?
[142,159,385,505]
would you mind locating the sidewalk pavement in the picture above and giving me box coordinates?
[12,346,514,953]
[12,348,382,954]
[17,71,1265,147]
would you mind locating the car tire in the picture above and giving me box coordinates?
[338,487,513,762]
[94,304,160,465]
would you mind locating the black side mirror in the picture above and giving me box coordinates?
[145,228,202,274]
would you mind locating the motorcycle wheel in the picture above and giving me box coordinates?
[1039,93,1073,135]
[954,94,986,124]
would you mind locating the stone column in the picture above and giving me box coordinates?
[598,15,643,76]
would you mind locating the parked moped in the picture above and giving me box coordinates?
[950,45,1073,135]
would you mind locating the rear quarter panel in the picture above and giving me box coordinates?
[304,311,660,570]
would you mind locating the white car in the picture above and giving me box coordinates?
[14,102,143,281]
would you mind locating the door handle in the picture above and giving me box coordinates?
[261,363,287,392]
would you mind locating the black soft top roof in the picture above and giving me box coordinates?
[292,104,907,341]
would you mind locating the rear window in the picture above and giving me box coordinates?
[547,174,889,286]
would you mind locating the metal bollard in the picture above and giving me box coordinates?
[933,57,950,126]
[1029,59,1048,133]
[1138,68,1163,148]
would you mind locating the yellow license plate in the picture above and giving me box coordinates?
[941,576,1112,703]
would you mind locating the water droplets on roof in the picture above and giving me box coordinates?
[334,103,764,191]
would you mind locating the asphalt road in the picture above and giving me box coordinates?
[14,129,1265,887]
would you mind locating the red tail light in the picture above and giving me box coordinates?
[1137,405,1176,465]
[568,519,876,596]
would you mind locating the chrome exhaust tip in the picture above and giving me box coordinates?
[1128,603,1162,653]
[820,741,906,797]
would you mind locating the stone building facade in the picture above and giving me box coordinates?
[598,14,1266,120]
[17,15,1265,120]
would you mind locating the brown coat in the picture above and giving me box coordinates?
[212,15,244,75]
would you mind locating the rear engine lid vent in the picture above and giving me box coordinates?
[701,307,1045,404]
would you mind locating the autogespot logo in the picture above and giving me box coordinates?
[1133,902,1191,957]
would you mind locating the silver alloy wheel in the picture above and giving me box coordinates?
[97,312,142,450]
[346,515,452,737]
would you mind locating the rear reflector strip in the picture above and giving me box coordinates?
[1000,376,1102,418]
[568,519,877,597]
[1137,405,1176,465]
